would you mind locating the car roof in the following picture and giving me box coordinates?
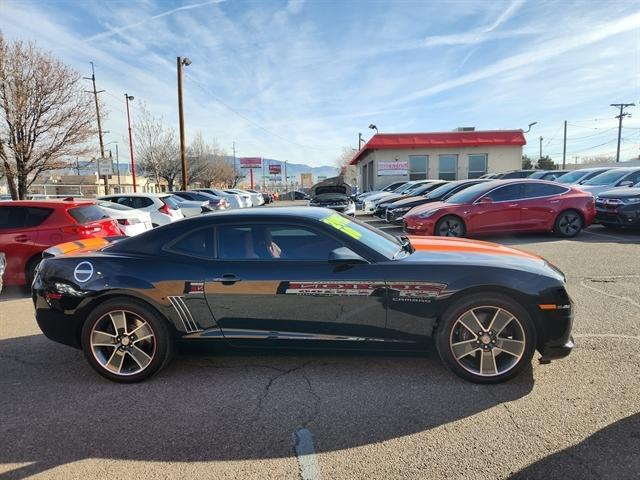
[0,199,96,208]
[101,193,172,198]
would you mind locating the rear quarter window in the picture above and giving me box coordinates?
[0,207,53,229]
[68,205,109,224]
[165,228,213,258]
[161,196,180,209]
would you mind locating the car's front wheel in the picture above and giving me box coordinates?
[435,215,466,237]
[435,293,536,383]
[81,298,173,383]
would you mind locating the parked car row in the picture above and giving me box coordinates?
[355,166,640,238]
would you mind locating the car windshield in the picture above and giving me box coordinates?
[384,182,404,191]
[446,182,495,204]
[320,212,401,259]
[425,182,462,199]
[97,200,132,211]
[556,170,590,183]
[528,171,548,179]
[582,170,631,185]
[393,183,414,193]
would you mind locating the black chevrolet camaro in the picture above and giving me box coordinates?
[32,208,574,383]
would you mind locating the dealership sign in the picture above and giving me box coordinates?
[377,160,408,176]
[268,164,281,175]
[240,157,262,169]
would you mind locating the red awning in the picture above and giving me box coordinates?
[350,130,526,165]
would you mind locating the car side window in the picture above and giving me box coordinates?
[217,224,343,261]
[167,228,213,258]
[522,183,567,198]
[0,207,52,229]
[484,184,523,202]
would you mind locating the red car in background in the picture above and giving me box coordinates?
[404,179,595,238]
[0,200,121,286]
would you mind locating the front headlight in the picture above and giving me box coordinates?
[418,209,439,219]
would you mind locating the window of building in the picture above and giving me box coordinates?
[439,155,458,180]
[468,154,488,179]
[409,155,428,180]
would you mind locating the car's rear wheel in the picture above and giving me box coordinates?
[81,298,173,383]
[435,293,536,383]
[435,215,466,237]
[554,209,583,237]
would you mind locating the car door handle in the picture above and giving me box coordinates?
[507,203,519,207]
[549,200,560,204]
[14,234,29,243]
[212,274,242,284]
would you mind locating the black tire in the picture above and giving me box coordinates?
[435,292,536,384]
[25,256,42,286]
[554,209,583,238]
[81,298,174,383]
[435,215,466,237]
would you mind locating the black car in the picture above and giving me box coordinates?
[497,170,537,179]
[373,181,446,218]
[33,208,574,384]
[595,187,640,229]
[384,179,490,223]
[528,170,570,181]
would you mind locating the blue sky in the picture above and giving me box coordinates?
[1,0,639,166]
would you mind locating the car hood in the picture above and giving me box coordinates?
[597,187,640,198]
[310,177,351,200]
[403,236,562,280]
[376,193,406,205]
[364,192,395,203]
[405,200,453,217]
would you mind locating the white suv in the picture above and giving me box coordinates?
[99,193,184,227]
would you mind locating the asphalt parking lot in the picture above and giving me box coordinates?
[1,207,639,479]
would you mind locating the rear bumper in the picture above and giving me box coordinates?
[33,292,83,348]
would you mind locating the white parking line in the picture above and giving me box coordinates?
[293,428,321,480]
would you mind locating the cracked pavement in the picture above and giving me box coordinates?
[1,223,639,479]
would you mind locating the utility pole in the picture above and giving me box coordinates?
[284,160,288,197]
[562,121,567,169]
[358,132,363,149]
[84,62,108,194]
[611,103,635,162]
[115,143,121,191]
[125,94,137,192]
[177,56,191,190]
[232,141,237,186]
[539,136,543,160]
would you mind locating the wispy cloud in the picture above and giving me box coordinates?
[86,0,225,42]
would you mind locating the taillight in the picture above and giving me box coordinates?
[159,203,171,215]
[61,223,103,236]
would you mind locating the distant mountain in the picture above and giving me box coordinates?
[231,157,339,184]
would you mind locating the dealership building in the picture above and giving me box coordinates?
[350,128,526,192]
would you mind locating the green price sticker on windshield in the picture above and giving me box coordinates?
[322,214,362,240]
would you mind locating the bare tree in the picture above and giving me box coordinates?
[0,35,97,199]
[133,104,180,191]
[188,134,234,187]
[335,146,355,170]
[187,131,210,184]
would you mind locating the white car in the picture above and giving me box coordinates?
[96,200,152,236]
[195,188,244,209]
[361,181,431,213]
[356,181,408,201]
[245,189,265,206]
[555,167,612,185]
[99,193,184,227]
[577,167,640,196]
[225,189,253,208]
[171,195,212,217]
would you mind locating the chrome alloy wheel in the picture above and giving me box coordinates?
[449,306,526,377]
[90,310,156,376]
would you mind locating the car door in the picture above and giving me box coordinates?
[467,184,525,233]
[0,206,52,284]
[204,222,388,346]
[519,183,570,230]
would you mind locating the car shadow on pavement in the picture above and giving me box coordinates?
[0,286,31,302]
[509,412,640,480]
[0,335,534,479]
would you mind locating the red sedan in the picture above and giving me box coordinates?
[0,199,121,286]
[404,179,595,238]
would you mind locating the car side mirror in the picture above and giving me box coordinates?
[328,247,368,265]
[619,180,633,187]
[478,196,493,204]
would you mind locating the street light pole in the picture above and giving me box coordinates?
[539,136,543,160]
[177,56,191,190]
[125,94,136,192]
